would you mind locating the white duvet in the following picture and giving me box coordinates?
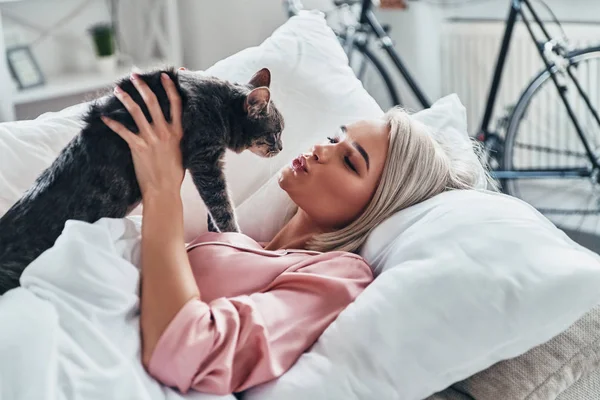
[0,217,233,400]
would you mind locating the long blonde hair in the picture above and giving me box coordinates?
[306,107,493,253]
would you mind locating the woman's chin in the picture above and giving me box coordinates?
[277,168,290,190]
[277,166,298,194]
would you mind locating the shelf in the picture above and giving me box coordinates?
[13,65,135,105]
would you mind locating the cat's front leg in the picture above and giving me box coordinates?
[188,163,240,233]
[207,213,219,233]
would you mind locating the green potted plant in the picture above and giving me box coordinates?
[89,23,116,74]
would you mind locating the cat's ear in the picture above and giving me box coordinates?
[244,87,271,118]
[248,68,271,88]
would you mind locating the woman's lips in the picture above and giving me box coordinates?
[291,155,308,173]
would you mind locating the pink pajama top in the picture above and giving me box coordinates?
[147,232,373,395]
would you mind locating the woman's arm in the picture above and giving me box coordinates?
[139,193,199,366]
[101,73,199,365]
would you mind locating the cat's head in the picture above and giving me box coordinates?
[236,68,284,158]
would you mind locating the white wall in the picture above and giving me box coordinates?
[178,0,287,70]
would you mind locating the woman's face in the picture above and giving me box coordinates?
[279,119,390,229]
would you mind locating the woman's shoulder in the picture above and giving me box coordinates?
[324,250,369,264]
[296,250,373,281]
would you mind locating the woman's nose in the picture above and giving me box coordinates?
[311,144,330,162]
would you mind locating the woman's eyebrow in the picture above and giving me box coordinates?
[353,142,370,171]
[340,126,370,171]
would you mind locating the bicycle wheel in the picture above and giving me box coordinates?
[345,40,401,111]
[503,46,600,236]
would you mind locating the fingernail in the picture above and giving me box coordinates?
[130,73,137,80]
[114,86,122,94]
[161,73,170,81]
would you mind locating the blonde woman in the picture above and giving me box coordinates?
[102,73,487,395]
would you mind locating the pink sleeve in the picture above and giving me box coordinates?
[147,255,372,395]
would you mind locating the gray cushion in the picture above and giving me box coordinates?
[427,305,600,400]
[556,366,600,400]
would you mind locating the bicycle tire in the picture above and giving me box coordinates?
[341,36,401,110]
[503,45,600,234]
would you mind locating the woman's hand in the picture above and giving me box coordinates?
[101,73,184,201]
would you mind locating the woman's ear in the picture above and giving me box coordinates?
[248,68,271,88]
[244,87,271,118]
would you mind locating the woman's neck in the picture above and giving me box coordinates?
[263,209,324,251]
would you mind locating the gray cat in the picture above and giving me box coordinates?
[0,67,284,295]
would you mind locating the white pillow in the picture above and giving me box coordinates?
[243,189,600,400]
[0,11,381,242]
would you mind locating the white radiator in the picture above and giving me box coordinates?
[441,20,600,135]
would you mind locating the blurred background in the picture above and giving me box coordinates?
[0,0,597,121]
[1,0,600,249]
[0,0,598,121]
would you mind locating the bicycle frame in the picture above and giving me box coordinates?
[357,0,432,108]
[479,0,600,179]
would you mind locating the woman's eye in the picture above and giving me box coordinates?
[327,136,339,144]
[345,156,357,173]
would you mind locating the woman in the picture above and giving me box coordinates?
[101,72,485,395]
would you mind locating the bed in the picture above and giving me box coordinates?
[1,10,600,400]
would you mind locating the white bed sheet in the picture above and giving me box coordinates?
[0,216,234,400]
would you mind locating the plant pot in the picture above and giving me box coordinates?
[96,54,117,75]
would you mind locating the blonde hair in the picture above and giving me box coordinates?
[306,107,494,253]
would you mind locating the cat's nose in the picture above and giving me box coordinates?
[275,142,283,152]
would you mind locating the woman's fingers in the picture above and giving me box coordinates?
[113,86,153,139]
[160,73,183,132]
[129,73,169,133]
[101,116,145,149]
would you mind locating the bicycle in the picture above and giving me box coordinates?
[285,0,431,112]
[285,0,600,238]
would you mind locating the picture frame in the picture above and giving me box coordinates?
[6,45,45,90]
